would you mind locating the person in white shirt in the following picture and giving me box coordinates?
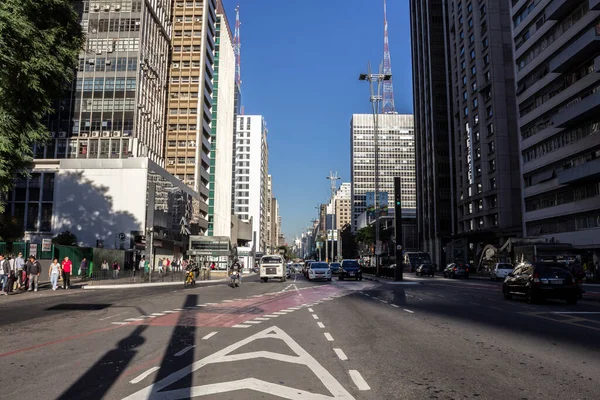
[48,258,61,290]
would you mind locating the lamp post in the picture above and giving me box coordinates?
[359,63,392,277]
[326,171,340,262]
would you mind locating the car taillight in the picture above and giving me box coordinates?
[465,267,469,272]
[532,272,540,284]
[453,267,457,271]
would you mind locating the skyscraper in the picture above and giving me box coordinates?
[443,0,522,260]
[510,1,600,255]
[207,1,235,237]
[166,0,217,201]
[350,114,416,232]
[409,0,453,266]
[233,115,269,252]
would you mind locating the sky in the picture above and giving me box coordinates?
[222,0,414,243]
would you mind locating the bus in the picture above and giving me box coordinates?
[402,251,432,273]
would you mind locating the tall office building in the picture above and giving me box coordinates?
[270,197,280,251]
[444,0,522,259]
[166,0,217,207]
[350,114,416,232]
[266,174,273,252]
[233,115,269,252]
[510,1,600,256]
[409,0,453,266]
[207,0,235,236]
[326,182,351,231]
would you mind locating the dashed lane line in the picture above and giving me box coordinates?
[333,348,348,361]
[324,333,334,342]
[349,370,371,391]
[404,309,415,314]
[130,367,159,384]
[243,321,263,325]
[308,308,314,312]
[391,304,399,308]
[202,332,218,340]
[263,314,280,318]
[174,345,195,357]
[312,314,319,320]
[231,324,251,328]
[317,322,325,328]
[253,317,270,321]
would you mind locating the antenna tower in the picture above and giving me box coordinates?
[234,4,242,88]
[382,0,396,113]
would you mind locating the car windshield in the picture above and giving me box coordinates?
[497,264,513,270]
[535,264,571,278]
[342,261,360,268]
[330,263,340,268]
[311,263,329,269]
[261,257,282,264]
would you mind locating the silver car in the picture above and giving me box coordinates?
[490,263,513,281]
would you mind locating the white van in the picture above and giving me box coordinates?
[260,255,286,282]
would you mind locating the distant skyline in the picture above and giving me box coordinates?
[223,0,413,242]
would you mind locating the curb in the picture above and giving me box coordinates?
[83,279,227,290]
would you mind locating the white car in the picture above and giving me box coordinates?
[490,263,514,281]
[260,255,286,282]
[307,262,332,282]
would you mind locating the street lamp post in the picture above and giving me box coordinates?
[326,171,340,262]
[359,63,392,277]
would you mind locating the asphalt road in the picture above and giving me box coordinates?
[0,273,598,399]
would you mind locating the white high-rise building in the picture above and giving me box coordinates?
[350,114,416,231]
[233,115,269,252]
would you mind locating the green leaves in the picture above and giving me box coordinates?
[0,0,83,213]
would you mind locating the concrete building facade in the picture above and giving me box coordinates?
[233,115,269,252]
[444,0,522,261]
[409,0,454,267]
[207,1,235,237]
[510,0,600,255]
[350,114,416,232]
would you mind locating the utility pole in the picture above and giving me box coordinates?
[326,171,340,262]
[359,63,392,277]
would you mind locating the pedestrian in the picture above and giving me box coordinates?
[7,254,16,293]
[101,259,109,279]
[61,256,72,289]
[138,257,145,276]
[79,257,88,279]
[48,258,61,290]
[14,252,25,290]
[0,254,10,295]
[26,255,42,292]
[158,258,163,273]
[112,260,120,279]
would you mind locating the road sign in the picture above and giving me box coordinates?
[123,326,354,399]
[396,245,402,251]
[118,232,126,240]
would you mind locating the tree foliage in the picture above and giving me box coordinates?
[52,230,78,246]
[0,214,24,242]
[0,0,84,213]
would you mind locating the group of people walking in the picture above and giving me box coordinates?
[0,253,76,294]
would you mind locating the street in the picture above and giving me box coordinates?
[0,273,599,399]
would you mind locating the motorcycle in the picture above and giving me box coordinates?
[230,272,240,288]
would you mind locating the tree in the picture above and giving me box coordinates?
[0,214,24,242]
[0,0,84,213]
[52,230,78,246]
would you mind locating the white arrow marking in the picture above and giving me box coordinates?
[202,332,218,340]
[122,326,355,399]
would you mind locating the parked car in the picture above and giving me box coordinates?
[329,262,341,275]
[443,263,470,279]
[339,259,362,281]
[490,263,513,281]
[416,264,435,277]
[503,262,577,304]
[307,262,332,282]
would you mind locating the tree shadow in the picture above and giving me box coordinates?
[52,170,141,249]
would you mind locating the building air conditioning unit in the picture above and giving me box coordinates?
[102,131,111,137]
[92,4,100,11]
[91,131,100,137]
[104,5,111,11]
[195,17,201,23]
[112,131,121,137]
[58,131,67,138]
[122,131,131,137]
[168,160,175,165]
[91,28,97,33]
[105,59,111,65]
[50,131,57,138]
[135,21,141,26]
[107,47,114,53]
[173,63,179,69]
[96,50,102,55]
[114,5,121,11]
[88,59,95,64]
[81,133,90,138]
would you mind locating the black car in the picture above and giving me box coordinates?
[503,262,577,304]
[339,259,362,281]
[443,263,470,279]
[416,264,435,277]
[329,262,341,275]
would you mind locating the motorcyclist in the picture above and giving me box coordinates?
[229,258,242,284]
[185,260,199,282]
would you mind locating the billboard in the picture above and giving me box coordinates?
[366,192,375,221]
[378,192,389,217]
[366,191,389,220]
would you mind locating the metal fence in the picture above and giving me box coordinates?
[0,241,54,260]
[362,266,397,279]
[85,267,211,285]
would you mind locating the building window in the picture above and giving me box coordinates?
[490,177,496,189]
[487,123,494,136]
[488,141,495,153]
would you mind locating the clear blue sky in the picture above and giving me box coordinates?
[223,0,413,243]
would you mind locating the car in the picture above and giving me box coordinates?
[339,259,362,281]
[490,263,513,281]
[329,262,341,275]
[416,263,435,277]
[443,263,470,279]
[307,262,332,281]
[259,255,286,282]
[303,260,316,277]
[503,262,577,304]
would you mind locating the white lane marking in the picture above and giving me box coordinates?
[244,321,263,324]
[253,317,270,321]
[175,345,196,357]
[99,312,125,321]
[324,333,334,341]
[551,312,600,314]
[289,307,301,310]
[130,367,160,384]
[151,313,166,316]
[308,308,314,312]
[111,322,129,325]
[122,326,355,400]
[312,314,319,320]
[391,304,399,308]
[173,308,185,311]
[317,322,325,328]
[138,315,155,319]
[282,309,296,312]
[380,300,388,304]
[162,310,177,313]
[206,303,218,305]
[349,370,371,391]
[404,309,415,314]
[234,298,244,301]
[272,311,288,315]
[373,297,380,300]
[223,300,234,303]
[202,332,218,340]
[231,324,251,328]
[124,318,145,322]
[263,314,279,318]
[333,348,348,361]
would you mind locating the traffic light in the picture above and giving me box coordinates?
[394,191,401,207]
